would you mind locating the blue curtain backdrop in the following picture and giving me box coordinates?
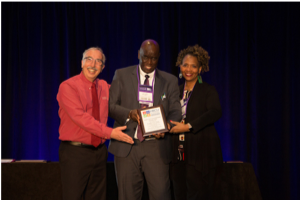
[1,2,299,200]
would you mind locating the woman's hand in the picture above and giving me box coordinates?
[169,120,190,134]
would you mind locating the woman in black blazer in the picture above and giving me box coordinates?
[170,45,223,200]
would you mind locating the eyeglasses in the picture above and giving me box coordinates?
[84,57,104,66]
[142,55,158,62]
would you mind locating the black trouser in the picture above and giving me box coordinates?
[59,141,107,200]
[170,162,216,200]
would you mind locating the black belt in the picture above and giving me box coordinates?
[134,137,156,142]
[62,141,103,150]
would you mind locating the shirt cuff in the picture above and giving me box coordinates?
[102,126,113,140]
[187,123,192,129]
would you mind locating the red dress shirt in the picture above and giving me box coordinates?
[57,72,112,145]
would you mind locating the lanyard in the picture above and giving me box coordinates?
[181,82,195,118]
[136,67,155,103]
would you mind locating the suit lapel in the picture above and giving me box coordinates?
[130,65,139,107]
[154,70,165,106]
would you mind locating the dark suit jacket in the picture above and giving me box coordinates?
[108,65,182,163]
[171,81,223,175]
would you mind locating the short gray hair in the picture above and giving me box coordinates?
[82,47,106,64]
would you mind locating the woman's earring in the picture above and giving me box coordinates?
[198,75,203,84]
[179,72,182,79]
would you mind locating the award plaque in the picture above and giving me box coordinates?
[138,105,169,137]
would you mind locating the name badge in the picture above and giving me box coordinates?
[138,85,153,103]
[136,67,155,105]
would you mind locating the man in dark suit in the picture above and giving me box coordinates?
[109,39,182,200]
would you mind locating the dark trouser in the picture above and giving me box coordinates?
[114,139,171,200]
[170,162,216,200]
[59,141,107,200]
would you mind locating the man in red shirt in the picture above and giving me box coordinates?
[57,47,133,200]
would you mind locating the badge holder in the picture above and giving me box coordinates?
[178,144,184,161]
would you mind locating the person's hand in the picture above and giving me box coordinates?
[110,126,134,144]
[128,109,140,125]
[167,123,171,130]
[152,132,165,139]
[169,121,190,134]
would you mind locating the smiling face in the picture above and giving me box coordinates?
[180,54,202,83]
[138,40,160,74]
[81,49,104,82]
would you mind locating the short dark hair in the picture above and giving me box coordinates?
[176,44,210,74]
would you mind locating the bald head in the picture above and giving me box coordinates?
[138,39,160,73]
[140,39,160,51]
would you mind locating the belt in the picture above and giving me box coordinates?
[62,141,103,150]
[134,137,156,142]
[145,137,156,141]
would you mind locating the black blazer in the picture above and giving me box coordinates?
[171,81,223,175]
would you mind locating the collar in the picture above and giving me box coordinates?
[79,71,98,87]
[138,65,155,79]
